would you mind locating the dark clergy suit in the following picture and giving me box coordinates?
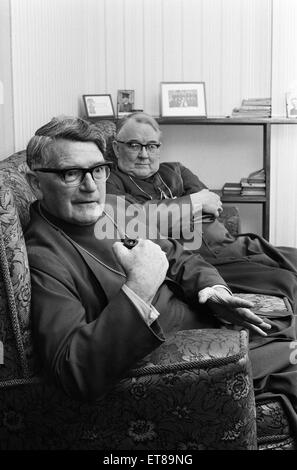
[25,196,226,402]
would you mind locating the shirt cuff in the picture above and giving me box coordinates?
[121,284,160,326]
[212,284,233,296]
[189,193,203,219]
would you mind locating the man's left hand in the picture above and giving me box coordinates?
[198,286,271,337]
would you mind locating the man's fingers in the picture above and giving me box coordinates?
[241,321,268,337]
[236,308,271,329]
[225,296,254,309]
[112,241,129,260]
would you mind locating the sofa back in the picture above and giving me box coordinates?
[0,151,37,386]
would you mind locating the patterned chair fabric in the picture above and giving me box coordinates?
[0,121,295,450]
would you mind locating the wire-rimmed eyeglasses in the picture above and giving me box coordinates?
[33,162,113,187]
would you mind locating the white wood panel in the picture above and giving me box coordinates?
[143,0,163,115]
[105,0,125,113]
[11,0,86,150]
[270,0,297,246]
[9,0,272,158]
[240,0,271,100]
[201,0,223,116]
[270,125,297,246]
[182,0,203,82]
[82,0,107,100]
[0,0,14,159]
[162,0,183,81]
[221,0,243,116]
[271,0,297,116]
[124,0,144,111]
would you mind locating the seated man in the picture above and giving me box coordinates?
[107,112,297,311]
[25,116,297,436]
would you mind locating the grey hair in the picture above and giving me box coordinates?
[116,112,161,139]
[26,116,106,169]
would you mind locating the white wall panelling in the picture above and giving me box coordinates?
[0,0,14,158]
[9,0,272,151]
[11,0,87,150]
[270,0,297,246]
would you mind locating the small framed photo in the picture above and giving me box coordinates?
[160,82,207,118]
[286,92,297,118]
[83,94,115,119]
[117,89,135,117]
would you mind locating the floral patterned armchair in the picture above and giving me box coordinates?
[0,122,295,450]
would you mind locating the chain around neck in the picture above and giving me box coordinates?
[128,173,176,200]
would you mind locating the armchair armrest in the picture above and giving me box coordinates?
[219,206,241,237]
[0,328,256,450]
[79,328,257,450]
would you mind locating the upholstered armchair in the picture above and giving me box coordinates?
[0,124,295,450]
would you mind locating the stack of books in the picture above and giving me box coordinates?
[222,182,241,195]
[222,169,266,197]
[231,98,271,118]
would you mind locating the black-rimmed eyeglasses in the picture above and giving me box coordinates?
[116,140,161,155]
[33,162,113,187]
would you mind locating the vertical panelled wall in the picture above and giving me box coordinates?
[270,0,297,246]
[0,0,14,158]
[10,0,271,152]
[11,0,87,151]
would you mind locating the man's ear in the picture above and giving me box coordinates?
[26,170,44,200]
[112,140,120,160]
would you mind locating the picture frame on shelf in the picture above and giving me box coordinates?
[83,94,115,119]
[160,82,207,118]
[117,89,135,117]
[286,92,297,118]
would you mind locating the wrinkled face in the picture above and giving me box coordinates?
[33,139,106,225]
[113,120,161,179]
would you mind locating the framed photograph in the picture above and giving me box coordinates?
[160,82,207,118]
[117,89,135,117]
[286,92,297,118]
[83,94,115,119]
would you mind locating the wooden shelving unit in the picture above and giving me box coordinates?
[157,116,297,240]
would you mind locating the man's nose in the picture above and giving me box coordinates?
[80,172,98,191]
[138,146,149,158]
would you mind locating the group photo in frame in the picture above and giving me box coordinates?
[117,89,135,117]
[160,82,207,118]
[83,94,115,119]
[286,92,297,118]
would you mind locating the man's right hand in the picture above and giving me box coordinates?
[191,189,223,218]
[113,239,169,304]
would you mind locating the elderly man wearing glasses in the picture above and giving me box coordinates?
[24,115,276,403]
[107,112,297,307]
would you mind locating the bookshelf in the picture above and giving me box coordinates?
[157,117,297,241]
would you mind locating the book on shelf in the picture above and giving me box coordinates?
[222,182,242,194]
[241,98,271,106]
[240,178,266,188]
[247,168,265,183]
[231,98,271,118]
[241,188,266,196]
